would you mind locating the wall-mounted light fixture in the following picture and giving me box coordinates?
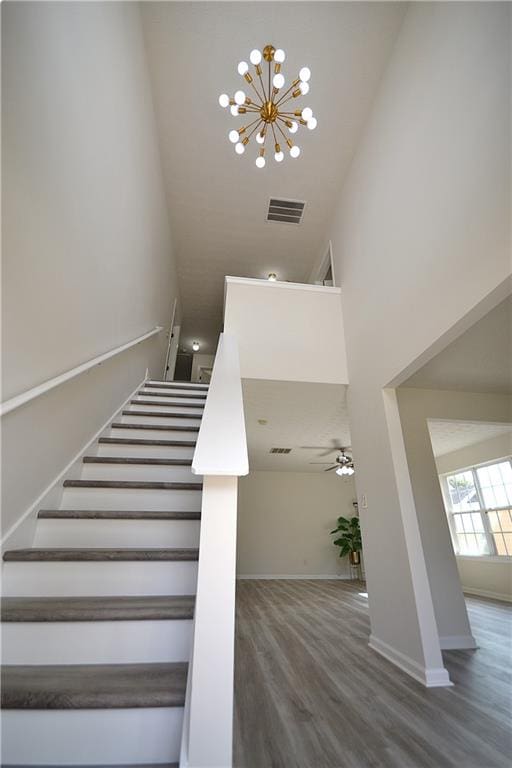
[192,342,200,352]
[267,273,277,281]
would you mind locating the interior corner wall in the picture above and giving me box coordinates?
[237,471,357,578]
[327,2,511,674]
[1,2,179,541]
[433,425,512,603]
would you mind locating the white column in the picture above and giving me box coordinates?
[187,475,238,768]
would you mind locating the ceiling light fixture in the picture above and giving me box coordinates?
[219,44,316,167]
[192,341,200,352]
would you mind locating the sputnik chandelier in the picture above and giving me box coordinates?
[218,44,317,167]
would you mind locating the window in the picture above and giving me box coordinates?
[442,458,512,557]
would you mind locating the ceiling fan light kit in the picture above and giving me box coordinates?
[219,44,316,167]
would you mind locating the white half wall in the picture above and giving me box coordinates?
[224,277,348,385]
[237,471,357,578]
[326,1,511,681]
[2,3,179,542]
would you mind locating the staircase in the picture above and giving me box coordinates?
[1,379,209,767]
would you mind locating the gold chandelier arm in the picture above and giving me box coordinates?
[247,78,265,105]
[240,116,264,135]
[247,119,264,143]
[274,119,290,146]
[275,78,300,107]
[257,68,268,105]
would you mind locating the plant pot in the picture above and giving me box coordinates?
[349,550,361,566]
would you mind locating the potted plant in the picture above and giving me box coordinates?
[330,516,362,565]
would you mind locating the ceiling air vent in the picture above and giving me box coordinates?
[270,447,292,454]
[267,198,305,225]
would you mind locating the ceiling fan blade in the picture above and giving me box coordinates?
[324,465,338,472]
[309,461,334,464]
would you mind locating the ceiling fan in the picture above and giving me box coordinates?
[309,448,355,476]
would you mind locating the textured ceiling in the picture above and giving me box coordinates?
[403,296,512,395]
[428,420,512,457]
[242,379,351,472]
[141,2,406,353]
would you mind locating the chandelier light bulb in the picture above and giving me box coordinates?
[230,105,239,116]
[274,49,286,63]
[229,130,239,143]
[301,107,313,121]
[256,131,265,144]
[250,49,262,65]
[275,151,284,162]
[234,90,246,105]
[288,120,298,134]
[307,117,318,130]
[290,145,301,158]
[237,61,249,76]
[272,73,285,89]
[299,81,310,95]
[235,142,245,155]
[218,93,229,108]
[299,66,311,82]
[255,156,266,168]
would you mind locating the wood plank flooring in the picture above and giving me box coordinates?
[234,579,511,768]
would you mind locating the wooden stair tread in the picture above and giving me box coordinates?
[1,662,187,709]
[3,548,200,562]
[123,410,202,420]
[131,400,204,409]
[99,437,196,447]
[139,390,206,399]
[38,509,201,520]
[1,595,195,622]
[83,456,192,466]
[63,479,202,490]
[111,422,200,432]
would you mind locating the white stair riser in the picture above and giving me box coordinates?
[138,391,207,406]
[120,413,201,427]
[3,561,198,596]
[34,519,201,548]
[1,707,183,764]
[2,620,193,664]
[130,400,204,415]
[60,487,202,511]
[80,462,197,483]
[108,426,199,441]
[96,443,195,459]
[147,380,208,391]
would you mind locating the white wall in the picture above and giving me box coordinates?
[327,2,511,680]
[224,278,348,385]
[1,2,179,543]
[237,471,357,578]
[397,388,512,644]
[191,354,214,383]
[436,432,512,475]
[434,430,512,602]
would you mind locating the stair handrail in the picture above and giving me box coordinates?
[183,332,248,768]
[0,326,163,417]
[191,332,248,476]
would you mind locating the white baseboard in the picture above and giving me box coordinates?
[1,377,146,552]
[369,634,452,688]
[236,574,354,580]
[439,634,478,650]
[463,587,512,603]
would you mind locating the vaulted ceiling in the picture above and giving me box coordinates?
[141,2,406,352]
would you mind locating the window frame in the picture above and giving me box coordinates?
[440,456,512,561]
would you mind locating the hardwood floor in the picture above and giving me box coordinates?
[234,579,511,768]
